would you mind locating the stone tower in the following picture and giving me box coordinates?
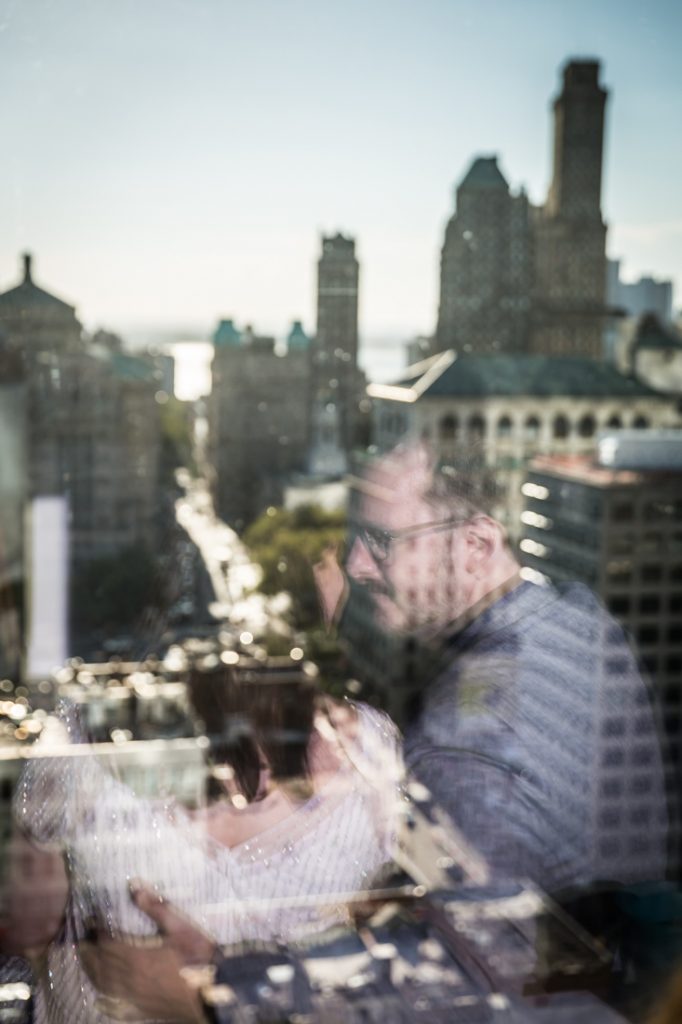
[312,233,360,454]
[532,60,609,358]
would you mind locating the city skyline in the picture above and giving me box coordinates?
[2,0,681,349]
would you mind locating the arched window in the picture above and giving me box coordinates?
[633,415,650,430]
[553,414,570,439]
[606,414,622,429]
[578,414,596,438]
[468,414,486,440]
[497,415,513,438]
[439,414,457,441]
[524,415,541,441]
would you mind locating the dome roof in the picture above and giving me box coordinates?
[0,254,76,319]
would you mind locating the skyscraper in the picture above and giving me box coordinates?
[312,233,360,455]
[532,60,610,357]
[433,60,611,362]
[436,156,532,355]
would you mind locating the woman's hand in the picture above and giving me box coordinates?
[80,882,218,1022]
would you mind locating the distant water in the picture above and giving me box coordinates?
[171,342,214,401]
[169,338,409,401]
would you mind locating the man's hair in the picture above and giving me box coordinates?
[420,442,502,522]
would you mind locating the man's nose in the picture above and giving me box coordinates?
[346,536,383,582]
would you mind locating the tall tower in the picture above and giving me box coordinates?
[545,60,607,221]
[435,156,532,355]
[312,233,359,456]
[532,60,609,359]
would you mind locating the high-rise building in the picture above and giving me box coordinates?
[532,60,610,357]
[312,233,361,454]
[0,254,162,659]
[436,157,532,354]
[433,60,612,360]
[208,320,312,528]
[519,433,682,870]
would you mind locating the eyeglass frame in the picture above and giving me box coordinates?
[350,515,472,565]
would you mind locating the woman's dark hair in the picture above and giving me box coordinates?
[188,664,317,803]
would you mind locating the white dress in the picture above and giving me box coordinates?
[14,702,401,1024]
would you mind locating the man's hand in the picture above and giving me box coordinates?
[81,937,205,1022]
[80,883,218,1022]
[130,883,218,966]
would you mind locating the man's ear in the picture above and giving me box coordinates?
[462,516,499,576]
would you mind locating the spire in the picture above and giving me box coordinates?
[287,320,310,350]
[213,318,242,347]
[22,252,33,284]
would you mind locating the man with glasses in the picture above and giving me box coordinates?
[338,443,668,898]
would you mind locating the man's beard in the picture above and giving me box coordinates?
[358,567,466,636]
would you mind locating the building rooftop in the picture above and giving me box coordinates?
[287,320,310,350]
[458,156,508,191]
[321,233,356,256]
[632,313,682,352]
[111,352,157,383]
[213,319,242,347]
[0,253,76,317]
[368,352,662,403]
[528,450,682,489]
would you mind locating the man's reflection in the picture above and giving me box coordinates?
[343,443,668,895]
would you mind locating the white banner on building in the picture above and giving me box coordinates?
[25,496,69,679]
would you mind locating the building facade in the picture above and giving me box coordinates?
[436,157,533,355]
[208,320,312,529]
[312,234,363,456]
[520,434,682,871]
[368,351,681,537]
[532,60,609,358]
[0,348,26,679]
[0,255,161,561]
[0,254,163,665]
[435,60,611,359]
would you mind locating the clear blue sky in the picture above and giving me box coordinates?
[2,0,681,347]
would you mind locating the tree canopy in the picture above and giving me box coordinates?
[244,504,346,630]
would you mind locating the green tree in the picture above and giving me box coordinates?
[159,397,195,483]
[244,505,346,630]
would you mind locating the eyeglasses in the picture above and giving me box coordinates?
[352,517,469,564]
